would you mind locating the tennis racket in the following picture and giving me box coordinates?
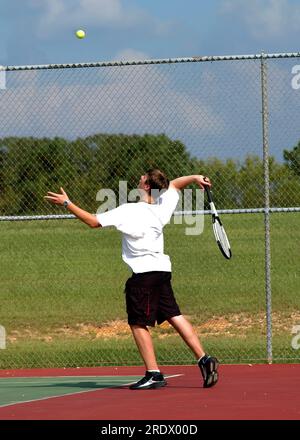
[203,178,232,260]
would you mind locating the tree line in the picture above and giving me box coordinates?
[0,133,299,216]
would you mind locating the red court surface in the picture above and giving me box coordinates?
[0,364,299,420]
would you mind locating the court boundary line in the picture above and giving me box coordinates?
[0,374,183,409]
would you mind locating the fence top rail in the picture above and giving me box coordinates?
[1,207,299,222]
[2,51,300,72]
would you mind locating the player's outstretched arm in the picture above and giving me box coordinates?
[44,187,100,228]
[169,175,211,191]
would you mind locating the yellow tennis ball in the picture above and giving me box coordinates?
[75,29,86,39]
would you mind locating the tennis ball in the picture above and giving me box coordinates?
[75,29,86,39]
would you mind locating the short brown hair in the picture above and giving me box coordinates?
[145,169,169,192]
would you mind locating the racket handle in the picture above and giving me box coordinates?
[204,184,213,203]
[202,176,213,202]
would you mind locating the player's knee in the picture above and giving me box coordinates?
[129,323,147,330]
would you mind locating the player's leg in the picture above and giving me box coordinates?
[125,272,167,390]
[130,324,158,371]
[167,314,205,359]
[156,275,205,360]
[158,272,220,388]
[129,324,166,390]
[168,314,219,388]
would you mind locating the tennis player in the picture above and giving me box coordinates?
[45,169,219,390]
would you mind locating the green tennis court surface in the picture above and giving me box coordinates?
[0,376,141,407]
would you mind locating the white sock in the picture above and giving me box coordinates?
[147,369,160,373]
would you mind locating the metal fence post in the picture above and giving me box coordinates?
[261,52,272,364]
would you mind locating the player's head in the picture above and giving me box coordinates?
[138,169,169,195]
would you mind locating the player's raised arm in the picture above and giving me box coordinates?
[169,175,211,191]
[44,187,100,228]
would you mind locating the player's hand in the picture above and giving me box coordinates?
[196,175,211,190]
[44,187,70,206]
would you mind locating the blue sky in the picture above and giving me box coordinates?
[1,1,300,162]
[1,0,300,66]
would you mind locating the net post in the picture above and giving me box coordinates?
[261,52,273,364]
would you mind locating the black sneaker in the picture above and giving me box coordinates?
[129,371,167,390]
[198,355,219,388]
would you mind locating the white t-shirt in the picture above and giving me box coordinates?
[96,188,179,273]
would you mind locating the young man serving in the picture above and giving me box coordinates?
[45,169,219,390]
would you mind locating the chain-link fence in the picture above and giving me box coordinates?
[0,53,299,368]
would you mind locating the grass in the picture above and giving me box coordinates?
[0,212,299,368]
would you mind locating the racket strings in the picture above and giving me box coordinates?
[213,221,231,259]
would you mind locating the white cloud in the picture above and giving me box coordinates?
[35,0,124,36]
[220,0,300,39]
[1,64,224,146]
[113,49,149,62]
[30,0,171,39]
[0,20,8,65]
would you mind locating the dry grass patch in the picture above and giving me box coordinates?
[7,311,300,343]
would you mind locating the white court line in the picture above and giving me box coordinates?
[0,374,184,409]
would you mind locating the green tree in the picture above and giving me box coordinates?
[284,141,300,176]
[1,134,299,216]
[0,134,197,215]
[196,157,241,209]
[78,133,197,212]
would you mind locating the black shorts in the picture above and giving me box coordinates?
[124,271,181,327]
